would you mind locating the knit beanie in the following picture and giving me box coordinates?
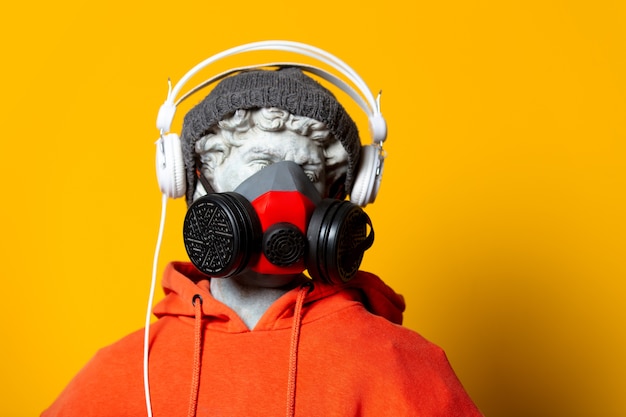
[180,67,361,205]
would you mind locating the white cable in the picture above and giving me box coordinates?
[143,192,168,417]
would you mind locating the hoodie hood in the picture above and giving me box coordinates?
[153,262,405,331]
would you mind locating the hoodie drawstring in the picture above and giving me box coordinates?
[185,284,309,417]
[286,283,312,417]
[188,294,204,417]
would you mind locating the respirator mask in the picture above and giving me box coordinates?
[182,161,374,284]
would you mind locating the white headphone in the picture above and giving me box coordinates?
[155,40,387,207]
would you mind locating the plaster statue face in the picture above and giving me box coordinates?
[193,108,349,200]
[210,128,328,195]
[192,108,350,288]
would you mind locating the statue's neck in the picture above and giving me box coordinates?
[210,272,306,329]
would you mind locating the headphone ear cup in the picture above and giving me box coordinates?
[156,133,186,199]
[350,145,384,207]
[182,192,262,277]
[306,199,374,284]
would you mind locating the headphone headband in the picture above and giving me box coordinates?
[156,40,387,144]
[154,40,388,207]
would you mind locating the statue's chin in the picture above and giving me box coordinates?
[233,270,307,289]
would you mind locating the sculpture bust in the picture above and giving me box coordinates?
[191,106,349,328]
[42,45,483,417]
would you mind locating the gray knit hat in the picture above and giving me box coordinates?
[181,67,361,205]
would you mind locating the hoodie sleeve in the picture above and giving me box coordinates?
[362,321,484,416]
[395,341,484,416]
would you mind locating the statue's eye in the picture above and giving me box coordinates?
[304,170,318,183]
[251,160,272,172]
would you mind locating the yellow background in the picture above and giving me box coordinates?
[1,1,624,416]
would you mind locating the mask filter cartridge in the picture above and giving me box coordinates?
[183,161,374,284]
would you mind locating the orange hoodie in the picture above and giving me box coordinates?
[42,262,483,416]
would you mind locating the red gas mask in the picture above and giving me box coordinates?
[183,161,374,284]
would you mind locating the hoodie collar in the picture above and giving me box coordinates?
[153,262,406,332]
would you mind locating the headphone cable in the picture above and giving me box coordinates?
[143,193,168,417]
